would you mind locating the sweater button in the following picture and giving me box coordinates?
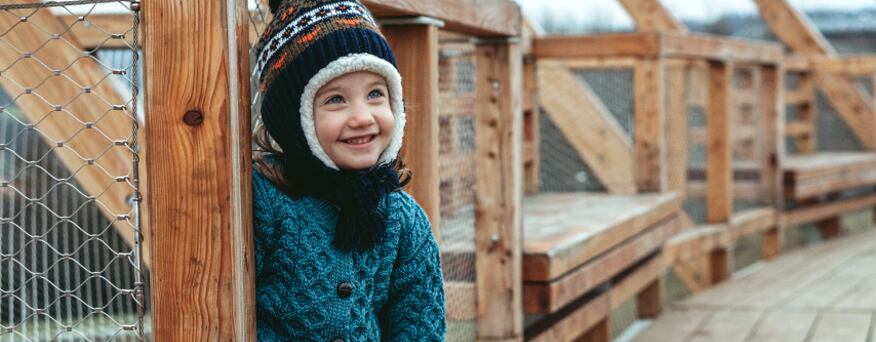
[337,282,353,298]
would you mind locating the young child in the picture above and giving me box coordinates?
[250,0,446,340]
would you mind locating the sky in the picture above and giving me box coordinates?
[517,0,876,31]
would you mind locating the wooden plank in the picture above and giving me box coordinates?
[761,226,782,260]
[687,310,761,342]
[523,214,681,314]
[664,208,775,264]
[753,0,834,55]
[618,0,687,34]
[634,58,667,192]
[143,0,254,340]
[383,22,442,242]
[783,152,876,199]
[537,65,637,194]
[666,61,689,195]
[785,54,812,72]
[526,291,611,342]
[748,310,817,342]
[709,247,732,284]
[533,34,660,60]
[363,0,520,37]
[808,312,871,342]
[707,61,733,223]
[761,66,785,208]
[548,57,639,70]
[474,40,523,340]
[687,181,761,200]
[814,56,876,76]
[609,253,665,313]
[523,57,540,194]
[634,309,713,341]
[0,2,149,265]
[660,34,783,64]
[522,192,680,282]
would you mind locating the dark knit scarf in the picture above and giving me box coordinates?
[278,153,400,251]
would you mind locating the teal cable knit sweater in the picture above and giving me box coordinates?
[252,169,446,341]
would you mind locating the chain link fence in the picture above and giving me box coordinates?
[436,31,478,342]
[0,0,145,341]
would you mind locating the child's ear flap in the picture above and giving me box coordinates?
[269,0,284,14]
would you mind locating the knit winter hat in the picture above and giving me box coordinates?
[256,0,407,251]
[257,0,405,170]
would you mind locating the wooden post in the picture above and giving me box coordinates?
[382,18,442,242]
[710,247,732,284]
[707,61,733,223]
[474,39,523,341]
[634,58,668,192]
[143,0,255,339]
[761,65,785,259]
[581,318,612,342]
[796,72,816,154]
[666,60,689,195]
[637,278,663,318]
[523,57,541,194]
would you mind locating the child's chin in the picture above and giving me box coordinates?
[338,156,381,170]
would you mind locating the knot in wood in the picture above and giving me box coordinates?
[183,110,204,126]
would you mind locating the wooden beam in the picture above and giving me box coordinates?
[664,207,776,264]
[0,1,149,265]
[474,40,523,341]
[781,192,876,227]
[618,0,687,33]
[537,65,637,194]
[666,60,689,195]
[814,56,876,76]
[707,61,733,223]
[383,22,442,243]
[634,58,667,192]
[143,0,254,340]
[364,0,520,37]
[534,33,782,64]
[754,0,876,149]
[753,0,834,55]
[761,66,785,209]
[534,34,660,60]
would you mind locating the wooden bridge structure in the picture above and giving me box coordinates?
[6,0,876,340]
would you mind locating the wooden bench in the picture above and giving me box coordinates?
[783,152,876,200]
[521,192,682,341]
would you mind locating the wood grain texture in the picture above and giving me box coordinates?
[753,0,835,55]
[523,214,681,314]
[783,152,876,199]
[618,0,687,33]
[142,0,255,339]
[363,0,520,37]
[634,59,667,192]
[0,1,150,264]
[474,41,523,340]
[666,61,689,195]
[522,192,680,282]
[383,23,442,242]
[537,65,637,194]
[760,66,785,211]
[533,34,660,60]
[707,61,733,223]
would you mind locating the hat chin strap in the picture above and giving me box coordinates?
[299,53,406,171]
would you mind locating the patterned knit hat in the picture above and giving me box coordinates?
[256,0,408,251]
[256,0,405,170]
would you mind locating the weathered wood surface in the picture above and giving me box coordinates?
[364,0,520,37]
[618,0,687,33]
[636,229,876,341]
[143,0,255,339]
[783,152,876,200]
[634,59,667,192]
[474,41,523,340]
[534,33,782,64]
[664,207,776,264]
[522,192,680,282]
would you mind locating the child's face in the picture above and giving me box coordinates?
[313,71,395,170]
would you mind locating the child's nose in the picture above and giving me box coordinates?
[347,102,375,128]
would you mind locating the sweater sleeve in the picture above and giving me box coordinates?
[380,194,446,341]
[252,169,281,278]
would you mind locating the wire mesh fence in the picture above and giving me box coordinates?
[436,31,478,342]
[0,0,145,341]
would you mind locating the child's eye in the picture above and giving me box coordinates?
[368,89,384,99]
[324,95,344,105]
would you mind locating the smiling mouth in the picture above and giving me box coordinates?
[341,134,376,146]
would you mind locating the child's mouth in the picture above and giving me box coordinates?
[341,134,376,146]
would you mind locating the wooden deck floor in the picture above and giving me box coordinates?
[635,229,876,342]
